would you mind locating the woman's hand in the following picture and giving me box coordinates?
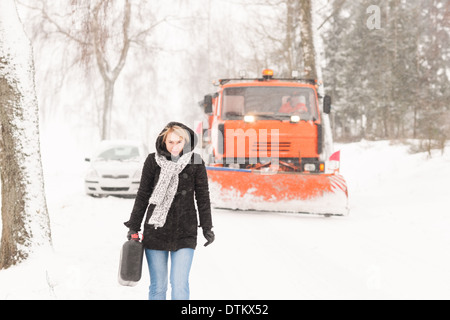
[203,228,215,247]
[127,229,138,240]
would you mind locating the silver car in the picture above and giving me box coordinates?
[85,140,148,197]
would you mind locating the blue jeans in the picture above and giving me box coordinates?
[144,248,194,300]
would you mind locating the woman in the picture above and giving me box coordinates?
[124,122,214,300]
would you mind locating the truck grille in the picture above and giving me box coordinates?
[251,142,290,152]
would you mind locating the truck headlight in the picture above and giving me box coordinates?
[244,115,255,123]
[303,162,325,172]
[304,163,316,172]
[290,115,300,123]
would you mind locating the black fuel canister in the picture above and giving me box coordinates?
[118,233,144,286]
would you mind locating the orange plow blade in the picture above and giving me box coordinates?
[206,167,349,216]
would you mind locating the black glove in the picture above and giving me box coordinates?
[203,228,215,247]
[127,229,138,240]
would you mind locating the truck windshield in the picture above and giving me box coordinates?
[222,86,318,121]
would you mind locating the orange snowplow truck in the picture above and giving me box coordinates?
[199,69,348,216]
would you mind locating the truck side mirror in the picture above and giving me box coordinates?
[323,95,331,114]
[204,95,213,114]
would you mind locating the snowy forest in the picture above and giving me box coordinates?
[12,0,450,149]
[1,0,450,300]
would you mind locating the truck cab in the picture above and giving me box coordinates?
[201,69,331,173]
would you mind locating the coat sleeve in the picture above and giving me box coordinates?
[194,155,213,230]
[124,154,156,231]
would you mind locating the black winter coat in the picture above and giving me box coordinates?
[124,122,213,251]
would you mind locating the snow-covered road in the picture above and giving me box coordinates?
[1,140,450,299]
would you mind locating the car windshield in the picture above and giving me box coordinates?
[95,146,140,161]
[222,86,318,120]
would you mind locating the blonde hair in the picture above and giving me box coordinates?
[160,125,190,144]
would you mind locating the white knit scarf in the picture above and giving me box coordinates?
[147,151,193,228]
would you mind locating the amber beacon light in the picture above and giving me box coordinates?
[262,69,274,79]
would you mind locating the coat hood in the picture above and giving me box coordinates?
[155,122,198,158]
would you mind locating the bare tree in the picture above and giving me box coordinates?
[242,0,302,76]
[297,0,334,158]
[297,0,317,79]
[0,0,52,269]
[244,0,323,78]
[90,0,131,139]
[24,0,164,139]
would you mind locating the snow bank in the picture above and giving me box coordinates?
[1,140,450,299]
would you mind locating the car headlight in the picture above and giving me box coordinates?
[86,168,99,181]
